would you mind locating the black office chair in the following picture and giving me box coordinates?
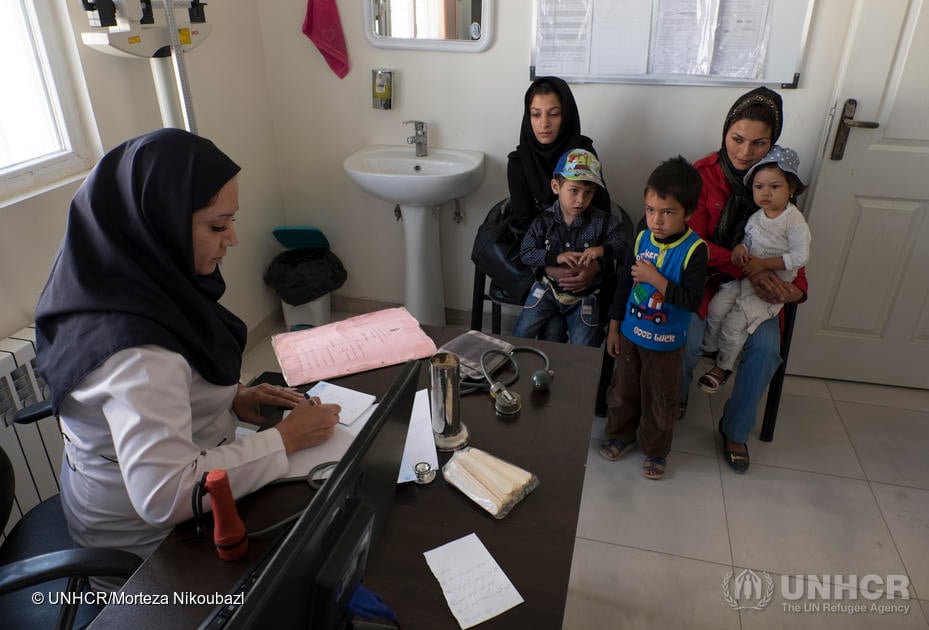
[0,401,142,630]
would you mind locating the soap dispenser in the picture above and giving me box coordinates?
[372,69,392,110]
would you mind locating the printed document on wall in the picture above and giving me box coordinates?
[589,0,652,75]
[710,0,771,78]
[650,0,720,75]
[534,0,592,75]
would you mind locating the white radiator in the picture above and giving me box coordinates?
[0,325,62,537]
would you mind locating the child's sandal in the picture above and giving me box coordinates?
[698,367,732,394]
[642,456,667,480]
[599,439,636,462]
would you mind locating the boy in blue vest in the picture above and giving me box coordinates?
[600,157,708,479]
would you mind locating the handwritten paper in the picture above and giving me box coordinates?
[397,389,438,483]
[271,307,437,386]
[282,424,360,481]
[305,381,376,426]
[238,406,377,482]
[423,533,524,629]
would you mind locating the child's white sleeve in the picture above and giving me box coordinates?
[781,212,811,271]
[742,210,761,253]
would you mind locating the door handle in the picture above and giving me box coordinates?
[843,119,880,129]
[831,99,880,160]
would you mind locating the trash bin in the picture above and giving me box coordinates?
[263,227,347,331]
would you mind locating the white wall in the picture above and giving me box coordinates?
[0,0,284,336]
[257,0,851,315]
[1,0,852,336]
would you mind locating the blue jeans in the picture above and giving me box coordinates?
[680,314,782,444]
[512,281,603,347]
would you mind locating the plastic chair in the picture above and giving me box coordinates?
[0,401,142,630]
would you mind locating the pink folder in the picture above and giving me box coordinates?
[271,307,437,386]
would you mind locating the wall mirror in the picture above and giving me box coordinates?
[363,0,494,52]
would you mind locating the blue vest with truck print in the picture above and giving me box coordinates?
[621,228,704,351]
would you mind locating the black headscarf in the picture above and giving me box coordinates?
[714,87,784,250]
[509,76,594,203]
[35,128,245,412]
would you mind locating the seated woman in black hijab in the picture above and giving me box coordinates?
[505,76,613,337]
[35,129,340,581]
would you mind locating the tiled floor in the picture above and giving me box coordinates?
[565,372,929,629]
[243,323,929,629]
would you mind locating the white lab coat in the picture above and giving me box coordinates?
[58,345,288,568]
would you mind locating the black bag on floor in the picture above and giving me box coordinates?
[263,248,347,306]
[470,198,534,303]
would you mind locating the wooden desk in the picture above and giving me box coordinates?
[90,328,598,629]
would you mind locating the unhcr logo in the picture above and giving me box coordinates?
[722,569,775,611]
[722,571,913,615]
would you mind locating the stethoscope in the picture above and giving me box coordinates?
[460,346,554,415]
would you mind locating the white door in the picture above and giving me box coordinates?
[790,0,929,388]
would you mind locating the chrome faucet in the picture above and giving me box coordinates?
[404,120,428,157]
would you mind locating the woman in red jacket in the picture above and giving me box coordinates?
[681,87,807,473]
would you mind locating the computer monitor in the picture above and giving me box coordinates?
[211,359,422,630]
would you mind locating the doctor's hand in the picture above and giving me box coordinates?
[275,399,341,454]
[233,383,305,425]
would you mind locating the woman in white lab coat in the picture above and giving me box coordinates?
[34,129,340,585]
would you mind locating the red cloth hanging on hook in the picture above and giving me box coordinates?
[302,0,350,78]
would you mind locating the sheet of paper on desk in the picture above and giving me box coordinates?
[423,533,524,629]
[252,404,378,482]
[397,389,438,483]
[270,307,437,386]
[305,381,376,426]
[281,404,374,481]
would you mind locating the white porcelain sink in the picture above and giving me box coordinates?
[343,144,485,327]
[343,145,484,206]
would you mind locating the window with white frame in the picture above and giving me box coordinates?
[0,0,95,203]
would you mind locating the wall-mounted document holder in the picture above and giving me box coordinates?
[531,0,815,88]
